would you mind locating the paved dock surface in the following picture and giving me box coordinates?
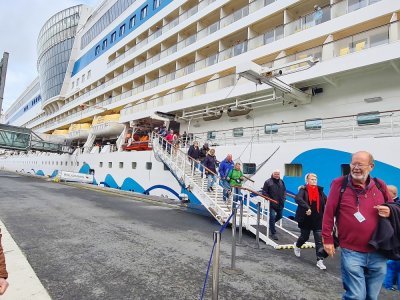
[0,171,396,299]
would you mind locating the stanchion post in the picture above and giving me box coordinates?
[238,198,243,244]
[256,201,261,248]
[231,205,237,269]
[212,231,221,300]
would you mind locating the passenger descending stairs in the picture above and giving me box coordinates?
[151,133,279,247]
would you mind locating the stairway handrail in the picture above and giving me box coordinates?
[153,132,222,178]
[235,186,279,205]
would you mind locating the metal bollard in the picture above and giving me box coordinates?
[231,206,237,269]
[212,231,221,300]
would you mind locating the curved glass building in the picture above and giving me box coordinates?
[37,5,82,102]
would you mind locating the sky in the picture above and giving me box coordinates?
[0,0,99,112]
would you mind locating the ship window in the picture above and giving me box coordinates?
[108,162,112,168]
[102,39,107,50]
[357,111,380,126]
[72,82,74,89]
[285,164,302,177]
[60,162,63,166]
[243,163,256,175]
[131,162,137,169]
[119,24,125,36]
[87,70,91,79]
[233,127,244,137]
[264,123,278,134]
[129,15,136,28]
[111,31,116,43]
[119,162,124,168]
[207,131,216,139]
[95,45,100,55]
[153,0,160,10]
[99,162,103,168]
[77,162,80,166]
[82,74,85,83]
[305,118,322,130]
[341,164,350,176]
[141,5,148,20]
[146,162,152,170]
[163,163,170,171]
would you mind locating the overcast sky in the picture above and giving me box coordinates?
[0,0,98,112]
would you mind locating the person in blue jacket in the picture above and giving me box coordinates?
[218,154,234,201]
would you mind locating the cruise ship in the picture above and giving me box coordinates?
[1,0,400,244]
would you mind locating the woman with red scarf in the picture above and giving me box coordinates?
[293,173,328,270]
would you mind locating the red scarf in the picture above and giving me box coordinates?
[306,184,320,213]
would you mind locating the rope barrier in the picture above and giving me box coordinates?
[199,204,238,300]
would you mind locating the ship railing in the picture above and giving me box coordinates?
[190,110,400,147]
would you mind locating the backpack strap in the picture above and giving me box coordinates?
[373,177,389,203]
[335,175,349,217]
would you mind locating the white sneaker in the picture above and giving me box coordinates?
[316,260,327,270]
[293,243,301,257]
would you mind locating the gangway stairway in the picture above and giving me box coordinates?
[151,133,300,248]
[0,124,72,153]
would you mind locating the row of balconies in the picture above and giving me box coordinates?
[31,2,394,130]
[31,18,399,132]
[66,0,382,110]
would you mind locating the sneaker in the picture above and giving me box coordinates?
[316,260,327,270]
[293,243,301,257]
[270,234,279,241]
[210,187,214,191]
[207,188,211,192]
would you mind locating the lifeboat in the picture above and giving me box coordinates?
[68,123,91,140]
[123,135,152,151]
[51,129,69,138]
[91,114,124,136]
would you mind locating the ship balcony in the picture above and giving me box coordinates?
[41,95,65,114]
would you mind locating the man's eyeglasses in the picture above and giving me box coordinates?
[350,163,371,168]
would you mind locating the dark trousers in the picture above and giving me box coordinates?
[269,207,282,235]
[296,228,323,260]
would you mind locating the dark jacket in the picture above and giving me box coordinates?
[295,185,327,230]
[187,145,200,160]
[199,146,209,161]
[203,154,217,174]
[369,202,400,260]
[0,229,8,279]
[262,177,286,210]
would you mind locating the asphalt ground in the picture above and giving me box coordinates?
[0,170,396,300]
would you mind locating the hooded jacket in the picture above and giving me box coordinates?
[369,202,400,260]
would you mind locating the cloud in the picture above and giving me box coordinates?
[0,0,97,112]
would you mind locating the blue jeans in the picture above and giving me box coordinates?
[341,248,387,300]
[232,187,242,203]
[269,207,282,235]
[383,260,400,289]
[219,179,231,201]
[207,174,216,190]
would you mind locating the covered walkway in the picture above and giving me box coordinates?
[0,124,71,153]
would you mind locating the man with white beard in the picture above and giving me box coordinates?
[322,151,392,300]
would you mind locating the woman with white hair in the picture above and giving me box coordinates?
[293,173,328,270]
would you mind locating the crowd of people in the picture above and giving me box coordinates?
[187,144,400,298]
